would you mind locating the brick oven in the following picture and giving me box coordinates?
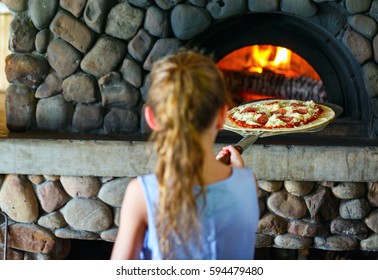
[0,0,377,260]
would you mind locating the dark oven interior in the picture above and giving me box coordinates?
[190,13,374,146]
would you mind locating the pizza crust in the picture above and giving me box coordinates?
[224,99,336,133]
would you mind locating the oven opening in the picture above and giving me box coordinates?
[190,12,374,145]
[217,44,326,105]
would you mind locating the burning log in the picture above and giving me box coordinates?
[222,70,327,103]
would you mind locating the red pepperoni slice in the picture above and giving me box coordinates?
[266,101,279,105]
[272,108,286,115]
[242,107,256,113]
[278,116,293,122]
[290,103,301,107]
[293,108,308,114]
[256,113,269,124]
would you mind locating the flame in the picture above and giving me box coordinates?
[216,45,321,81]
[248,45,291,73]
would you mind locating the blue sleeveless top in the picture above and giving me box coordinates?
[138,167,259,260]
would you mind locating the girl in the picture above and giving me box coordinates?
[111,51,259,260]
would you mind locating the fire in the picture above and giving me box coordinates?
[247,45,292,74]
[217,45,320,80]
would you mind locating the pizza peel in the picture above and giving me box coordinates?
[217,101,343,165]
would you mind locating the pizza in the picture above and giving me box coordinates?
[225,99,335,132]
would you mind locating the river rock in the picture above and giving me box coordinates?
[114,207,121,226]
[143,38,182,70]
[349,15,378,39]
[287,219,326,237]
[47,39,82,78]
[28,175,45,185]
[29,0,58,30]
[97,177,130,207]
[171,4,212,40]
[368,182,378,207]
[255,234,273,248]
[54,228,99,240]
[61,198,112,232]
[38,211,67,230]
[284,181,314,196]
[9,16,37,53]
[6,223,56,254]
[128,29,155,63]
[332,182,366,199]
[120,57,143,88]
[314,235,358,251]
[362,62,378,98]
[36,94,74,131]
[274,234,312,249]
[84,0,117,33]
[60,176,101,198]
[330,218,369,239]
[72,104,103,132]
[144,6,171,38]
[206,0,247,19]
[343,29,373,64]
[99,72,140,108]
[5,53,50,89]
[62,72,98,103]
[304,186,339,223]
[50,10,95,53]
[267,190,307,219]
[360,234,378,251]
[1,0,27,12]
[280,0,317,17]
[155,0,183,10]
[81,36,127,78]
[35,72,63,98]
[60,0,88,17]
[105,2,144,40]
[104,108,139,134]
[0,175,39,223]
[339,198,371,219]
[35,181,69,213]
[5,84,35,131]
[345,0,371,14]
[258,180,282,193]
[35,29,54,54]
[100,228,118,242]
[248,0,279,12]
[257,213,287,234]
[365,209,378,232]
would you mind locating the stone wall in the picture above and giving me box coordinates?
[2,0,378,136]
[1,173,377,259]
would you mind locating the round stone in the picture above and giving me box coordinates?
[267,190,307,219]
[284,181,314,196]
[274,234,312,249]
[60,198,112,232]
[332,182,366,199]
[339,198,371,219]
[258,180,283,193]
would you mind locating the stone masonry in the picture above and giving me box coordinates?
[0,174,377,259]
[2,0,378,136]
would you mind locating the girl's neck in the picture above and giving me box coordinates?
[200,128,232,186]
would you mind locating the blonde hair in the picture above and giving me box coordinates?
[146,51,230,258]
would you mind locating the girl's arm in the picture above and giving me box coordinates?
[110,179,147,260]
